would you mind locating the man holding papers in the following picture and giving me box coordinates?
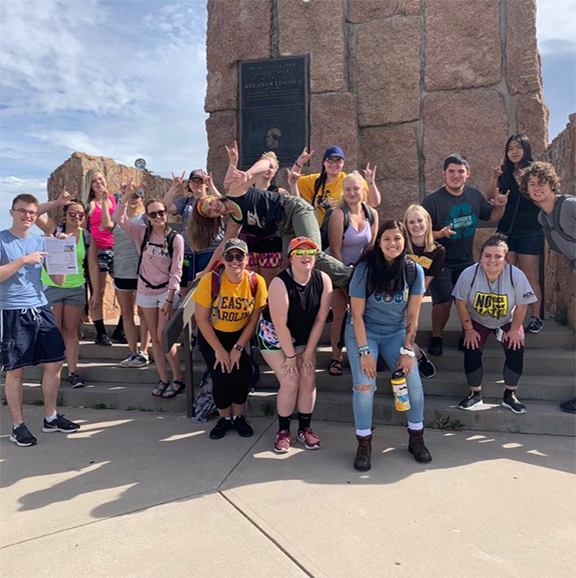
[0,194,80,447]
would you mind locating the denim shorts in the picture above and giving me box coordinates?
[1,306,65,371]
[44,285,86,308]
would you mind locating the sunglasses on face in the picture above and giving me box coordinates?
[147,210,166,219]
[224,252,246,262]
[67,211,85,218]
[14,208,38,217]
[291,249,317,257]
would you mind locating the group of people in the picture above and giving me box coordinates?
[2,134,574,471]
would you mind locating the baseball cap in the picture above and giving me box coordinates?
[189,169,206,181]
[223,238,248,255]
[324,146,345,159]
[135,187,144,197]
[288,236,318,254]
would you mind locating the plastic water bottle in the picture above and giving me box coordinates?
[391,370,411,412]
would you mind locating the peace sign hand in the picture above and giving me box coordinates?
[363,163,377,185]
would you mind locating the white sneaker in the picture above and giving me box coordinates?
[119,352,136,367]
[129,351,149,368]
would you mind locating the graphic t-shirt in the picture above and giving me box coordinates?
[192,269,268,332]
[348,260,425,335]
[406,243,446,279]
[422,186,493,267]
[231,187,285,235]
[452,263,537,329]
[0,230,48,309]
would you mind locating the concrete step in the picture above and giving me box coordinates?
[9,382,574,437]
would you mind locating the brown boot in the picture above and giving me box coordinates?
[354,434,372,471]
[408,428,432,463]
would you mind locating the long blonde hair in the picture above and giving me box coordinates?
[403,204,435,253]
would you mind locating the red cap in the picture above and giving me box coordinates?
[288,236,318,254]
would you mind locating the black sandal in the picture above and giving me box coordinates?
[162,379,186,398]
[152,380,170,397]
[328,359,343,376]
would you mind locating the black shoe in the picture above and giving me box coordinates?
[67,372,85,388]
[501,390,527,414]
[111,329,128,344]
[560,398,576,414]
[95,333,112,346]
[10,423,37,447]
[427,336,443,356]
[408,428,432,463]
[353,434,372,471]
[458,390,483,410]
[526,316,543,334]
[209,417,233,440]
[417,350,436,378]
[42,414,80,433]
[233,415,253,438]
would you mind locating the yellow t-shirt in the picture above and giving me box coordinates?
[192,269,268,332]
[297,172,369,225]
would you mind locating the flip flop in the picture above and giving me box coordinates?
[162,379,186,398]
[327,359,343,376]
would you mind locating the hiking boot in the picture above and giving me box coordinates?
[10,423,37,447]
[297,427,321,450]
[209,417,233,440]
[111,328,128,344]
[42,414,80,433]
[526,316,543,334]
[118,352,136,367]
[417,350,436,378]
[67,372,85,388]
[274,430,294,453]
[427,336,443,356]
[233,415,253,438]
[502,389,527,414]
[353,434,372,471]
[560,398,576,414]
[129,351,149,368]
[95,333,112,346]
[458,390,483,410]
[408,428,432,463]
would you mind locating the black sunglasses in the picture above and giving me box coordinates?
[147,210,166,219]
[224,252,246,262]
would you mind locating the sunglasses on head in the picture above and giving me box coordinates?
[291,249,317,257]
[147,210,166,219]
[224,252,246,262]
[67,210,85,218]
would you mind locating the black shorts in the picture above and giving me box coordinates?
[1,306,65,371]
[503,230,544,256]
[429,263,472,305]
[114,277,138,291]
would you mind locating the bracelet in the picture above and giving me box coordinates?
[464,328,474,332]
[358,345,370,356]
[294,162,302,169]
[165,300,173,304]
[367,182,374,185]
[285,353,297,359]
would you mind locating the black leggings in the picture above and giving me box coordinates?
[464,321,524,388]
[198,328,251,409]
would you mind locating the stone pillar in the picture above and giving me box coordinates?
[206,0,548,220]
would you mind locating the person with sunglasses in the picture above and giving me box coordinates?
[288,146,381,226]
[258,237,332,453]
[113,187,185,398]
[192,238,268,440]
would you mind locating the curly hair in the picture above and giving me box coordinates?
[518,161,560,197]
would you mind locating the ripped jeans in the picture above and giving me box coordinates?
[344,321,425,430]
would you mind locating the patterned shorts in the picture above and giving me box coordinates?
[97,248,114,274]
[247,251,283,269]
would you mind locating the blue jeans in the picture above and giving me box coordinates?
[345,320,425,430]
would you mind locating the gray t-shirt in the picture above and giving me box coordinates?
[452,263,537,329]
[537,195,576,262]
[113,213,146,280]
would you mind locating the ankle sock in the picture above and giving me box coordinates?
[278,414,291,431]
[356,428,371,437]
[298,412,312,431]
[45,414,57,423]
[408,421,423,431]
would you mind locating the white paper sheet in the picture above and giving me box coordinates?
[43,236,78,275]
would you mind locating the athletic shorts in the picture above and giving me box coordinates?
[503,230,544,256]
[429,263,472,305]
[114,277,138,291]
[1,306,65,371]
[44,285,86,308]
[97,248,114,274]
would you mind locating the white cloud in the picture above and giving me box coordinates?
[0,176,49,230]
[537,0,576,54]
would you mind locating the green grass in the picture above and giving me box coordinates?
[260,400,275,418]
[428,416,465,431]
[554,304,568,326]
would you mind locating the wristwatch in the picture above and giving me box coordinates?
[399,347,416,358]
[233,344,243,352]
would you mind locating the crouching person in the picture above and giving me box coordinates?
[1,194,80,447]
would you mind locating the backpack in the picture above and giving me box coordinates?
[209,264,259,324]
[321,202,375,250]
[136,227,179,290]
[541,195,576,267]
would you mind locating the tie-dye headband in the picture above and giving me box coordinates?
[197,196,218,218]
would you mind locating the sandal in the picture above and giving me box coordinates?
[327,359,343,376]
[162,379,186,398]
[152,380,170,397]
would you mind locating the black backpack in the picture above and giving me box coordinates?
[321,202,375,250]
[136,227,179,290]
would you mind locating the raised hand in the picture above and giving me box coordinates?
[490,188,509,207]
[363,163,377,185]
[440,223,457,238]
[57,187,73,206]
[285,168,301,185]
[295,147,314,168]
[490,160,504,179]
[225,141,239,166]
[171,171,186,188]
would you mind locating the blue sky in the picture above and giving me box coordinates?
[0,0,574,230]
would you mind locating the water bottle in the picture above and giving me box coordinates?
[391,370,411,412]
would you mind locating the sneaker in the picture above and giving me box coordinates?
[560,398,576,414]
[233,415,253,438]
[209,417,233,440]
[458,390,483,410]
[111,329,128,344]
[274,429,294,453]
[9,423,37,447]
[95,333,112,346]
[417,350,436,378]
[67,372,85,388]
[297,427,321,450]
[526,316,543,334]
[42,414,80,433]
[427,336,443,356]
[502,390,527,414]
[129,351,149,368]
[118,352,136,367]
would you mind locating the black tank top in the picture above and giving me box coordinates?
[262,268,324,347]
[231,186,285,236]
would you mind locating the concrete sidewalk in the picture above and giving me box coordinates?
[1,405,575,578]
